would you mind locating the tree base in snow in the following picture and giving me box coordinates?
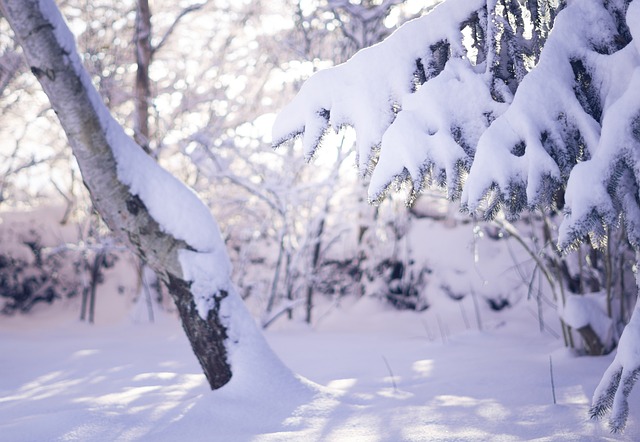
[167,274,232,389]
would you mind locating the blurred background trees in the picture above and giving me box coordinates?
[0,0,438,322]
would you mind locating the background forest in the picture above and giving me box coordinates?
[1,0,639,439]
[1,0,443,325]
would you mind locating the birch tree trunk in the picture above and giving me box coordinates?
[0,0,235,389]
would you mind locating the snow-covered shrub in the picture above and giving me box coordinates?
[373,258,430,311]
[0,229,78,314]
[0,209,122,318]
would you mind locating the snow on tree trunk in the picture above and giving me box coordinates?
[0,0,290,391]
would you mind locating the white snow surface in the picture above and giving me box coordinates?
[1,211,639,441]
[1,295,638,441]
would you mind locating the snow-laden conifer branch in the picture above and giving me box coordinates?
[559,21,640,250]
[370,56,505,202]
[273,0,486,183]
[463,0,626,219]
[274,0,565,203]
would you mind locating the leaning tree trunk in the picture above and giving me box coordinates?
[0,0,237,388]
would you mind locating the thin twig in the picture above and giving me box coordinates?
[152,2,207,55]
[549,355,557,405]
[471,288,483,332]
[436,313,448,344]
[422,319,435,342]
[459,300,471,330]
[382,355,398,392]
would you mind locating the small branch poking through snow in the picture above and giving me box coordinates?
[436,314,449,344]
[382,355,398,393]
[549,355,557,405]
[471,289,483,332]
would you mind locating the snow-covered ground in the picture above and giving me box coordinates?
[1,292,638,441]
